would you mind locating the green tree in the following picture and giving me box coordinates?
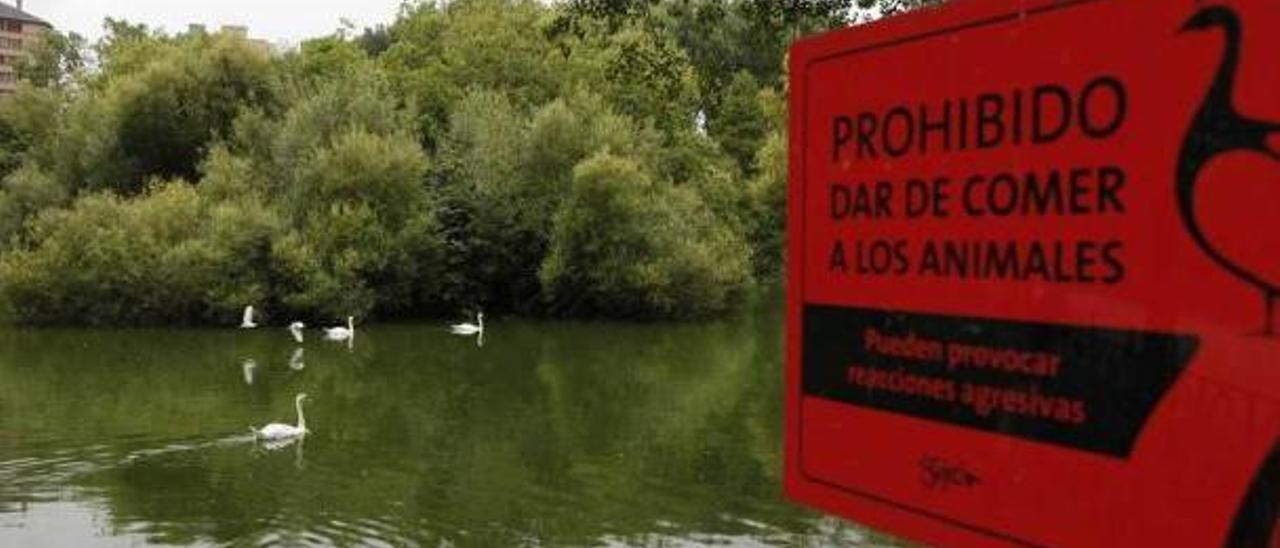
[596,23,699,133]
[92,18,166,84]
[0,85,62,179]
[0,183,283,325]
[548,0,660,37]
[15,29,87,89]
[235,61,441,319]
[524,89,662,218]
[276,130,444,318]
[541,152,751,318]
[0,165,66,250]
[746,131,786,277]
[380,0,568,147]
[37,31,281,196]
[265,62,412,183]
[109,33,280,192]
[432,88,533,310]
[356,24,393,56]
[283,35,368,88]
[0,0,884,324]
[708,70,766,174]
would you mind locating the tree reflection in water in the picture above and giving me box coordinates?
[0,300,898,546]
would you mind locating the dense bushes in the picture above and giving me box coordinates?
[108,35,279,193]
[541,153,750,318]
[39,34,280,197]
[0,183,281,324]
[277,130,444,319]
[433,87,672,313]
[0,165,66,250]
[0,85,60,181]
[0,0,847,325]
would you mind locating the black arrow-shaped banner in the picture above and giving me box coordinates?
[803,305,1199,458]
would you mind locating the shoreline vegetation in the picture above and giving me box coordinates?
[0,0,929,326]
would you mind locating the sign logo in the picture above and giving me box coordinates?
[1178,5,1280,336]
[919,455,981,491]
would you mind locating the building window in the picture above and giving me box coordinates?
[0,73,15,84]
[0,37,21,50]
[0,20,21,33]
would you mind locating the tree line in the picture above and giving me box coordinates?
[0,0,933,325]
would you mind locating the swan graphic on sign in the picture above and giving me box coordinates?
[1178,6,1280,335]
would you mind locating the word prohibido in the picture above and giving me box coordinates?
[832,76,1127,160]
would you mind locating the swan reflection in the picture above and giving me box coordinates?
[241,358,256,385]
[289,347,305,370]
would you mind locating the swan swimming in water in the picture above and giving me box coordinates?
[450,312,483,335]
[288,321,305,343]
[324,316,355,343]
[240,306,257,329]
[251,393,308,441]
[451,312,484,346]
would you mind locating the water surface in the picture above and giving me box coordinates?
[0,300,895,546]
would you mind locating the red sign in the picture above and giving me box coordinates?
[785,0,1280,545]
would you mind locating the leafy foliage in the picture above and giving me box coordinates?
[0,183,283,325]
[0,0,935,324]
[15,29,87,89]
[540,152,750,318]
[708,71,767,174]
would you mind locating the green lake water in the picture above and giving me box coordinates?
[0,299,893,546]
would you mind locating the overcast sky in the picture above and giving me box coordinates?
[19,0,405,45]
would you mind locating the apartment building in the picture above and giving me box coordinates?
[0,1,51,93]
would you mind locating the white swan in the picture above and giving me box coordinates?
[251,393,308,441]
[451,312,484,347]
[288,321,305,343]
[324,316,355,342]
[451,312,483,336]
[240,305,257,329]
[241,358,256,385]
[288,347,305,371]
